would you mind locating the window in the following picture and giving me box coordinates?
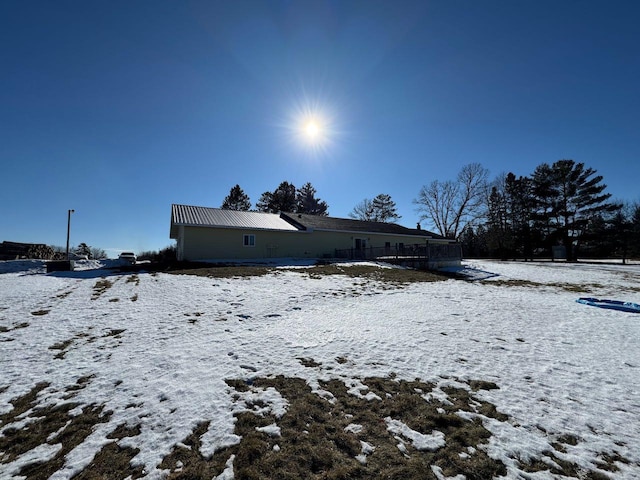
[243,234,255,247]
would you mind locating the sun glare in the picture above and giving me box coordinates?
[292,110,331,154]
[303,119,321,141]
[279,89,342,158]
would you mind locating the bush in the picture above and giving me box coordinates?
[137,245,177,263]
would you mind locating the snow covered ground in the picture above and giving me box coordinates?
[1,259,639,479]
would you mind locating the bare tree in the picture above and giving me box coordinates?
[414,163,489,239]
[90,247,108,260]
[349,198,376,221]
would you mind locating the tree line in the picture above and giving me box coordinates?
[225,159,638,261]
[222,182,329,216]
[414,160,637,262]
[222,182,401,222]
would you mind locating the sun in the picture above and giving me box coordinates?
[294,112,330,152]
[278,89,342,158]
[303,119,321,141]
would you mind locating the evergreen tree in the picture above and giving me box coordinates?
[295,182,329,215]
[74,243,91,258]
[532,159,619,261]
[631,203,640,258]
[580,213,609,257]
[256,181,297,213]
[221,184,251,211]
[485,185,512,259]
[459,224,488,258]
[255,191,273,212]
[350,194,400,222]
[609,209,632,262]
[371,194,400,222]
[504,173,536,259]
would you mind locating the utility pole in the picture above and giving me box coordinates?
[66,209,75,260]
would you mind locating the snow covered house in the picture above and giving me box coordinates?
[170,204,461,268]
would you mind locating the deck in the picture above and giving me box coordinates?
[334,243,462,270]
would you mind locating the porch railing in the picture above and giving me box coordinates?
[334,243,462,262]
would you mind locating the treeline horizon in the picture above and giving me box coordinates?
[222,159,639,261]
[8,158,635,262]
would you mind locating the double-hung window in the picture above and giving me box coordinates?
[243,234,255,247]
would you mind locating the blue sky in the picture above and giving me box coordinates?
[2,1,639,257]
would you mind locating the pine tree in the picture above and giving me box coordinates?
[485,185,512,258]
[632,203,640,258]
[221,185,251,211]
[371,194,400,222]
[75,243,92,258]
[504,173,535,259]
[350,194,400,222]
[256,182,297,213]
[255,192,273,212]
[532,159,619,261]
[295,182,329,215]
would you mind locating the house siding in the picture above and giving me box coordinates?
[178,225,452,262]
[181,227,305,260]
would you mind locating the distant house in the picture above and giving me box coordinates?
[170,204,461,269]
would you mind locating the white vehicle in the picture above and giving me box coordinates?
[118,252,137,264]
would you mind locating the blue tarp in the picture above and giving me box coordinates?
[577,297,640,313]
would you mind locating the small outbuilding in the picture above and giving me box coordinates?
[170,204,461,269]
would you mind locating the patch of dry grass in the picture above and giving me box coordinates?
[47,330,116,360]
[291,264,448,285]
[92,278,114,300]
[157,375,633,479]
[298,357,322,368]
[162,376,510,479]
[169,265,273,278]
[169,261,449,286]
[0,322,29,333]
[1,375,633,479]
[0,378,114,480]
[480,278,613,294]
[48,338,74,359]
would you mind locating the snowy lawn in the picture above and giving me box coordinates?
[1,259,639,479]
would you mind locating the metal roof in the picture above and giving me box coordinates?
[170,205,300,238]
[170,204,450,241]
